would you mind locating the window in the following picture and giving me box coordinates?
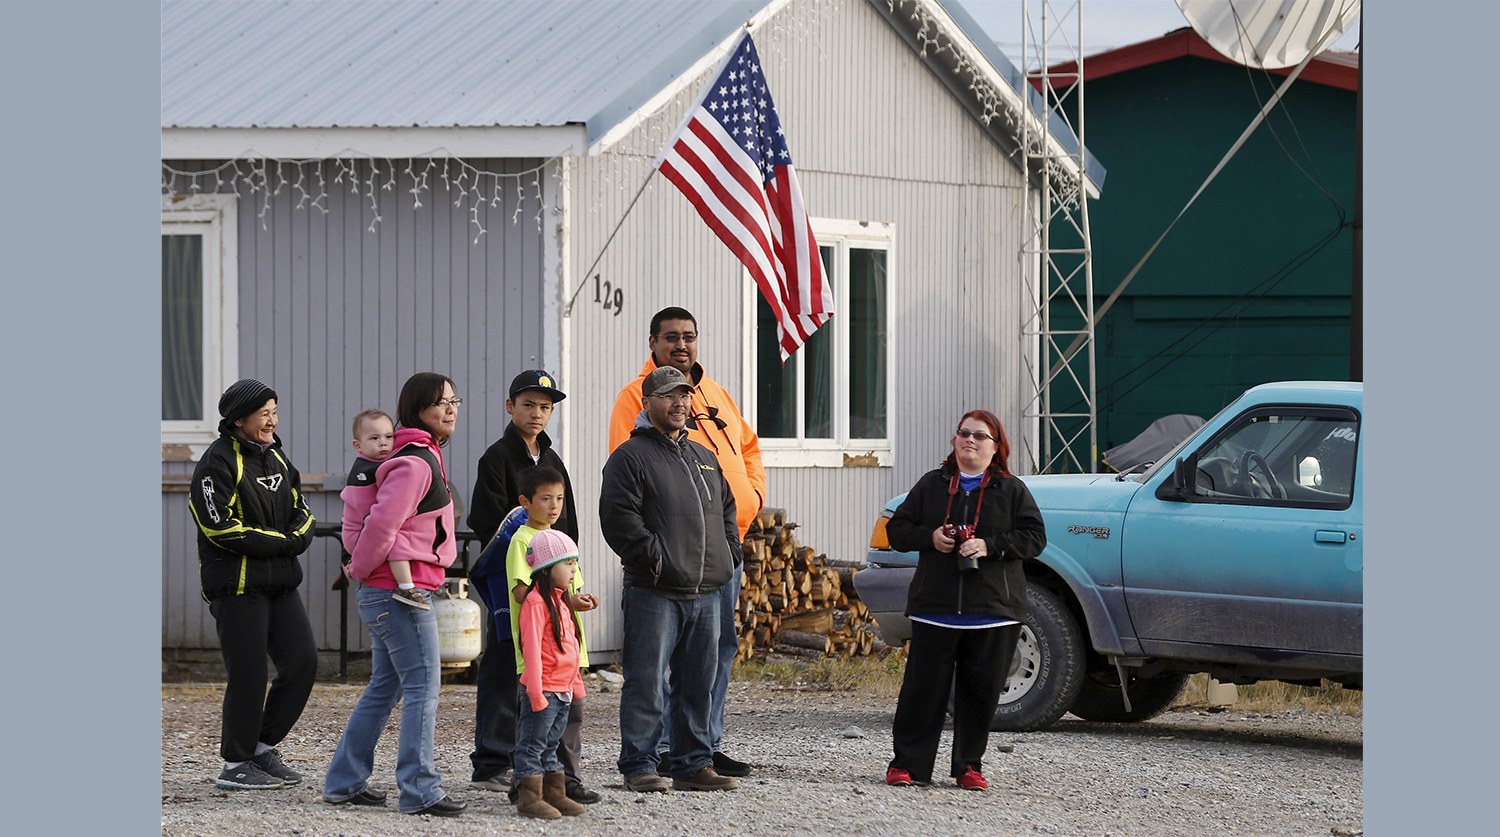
[1190,406,1358,509]
[161,194,237,453]
[747,219,893,467]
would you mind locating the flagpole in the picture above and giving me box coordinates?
[563,166,656,318]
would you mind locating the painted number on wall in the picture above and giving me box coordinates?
[594,274,624,317]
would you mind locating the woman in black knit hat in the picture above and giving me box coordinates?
[188,378,319,790]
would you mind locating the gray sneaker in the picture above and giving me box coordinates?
[250,748,302,785]
[672,767,738,792]
[392,588,431,610]
[624,772,669,793]
[471,769,512,792]
[216,761,285,790]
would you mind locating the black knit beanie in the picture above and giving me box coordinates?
[218,378,278,426]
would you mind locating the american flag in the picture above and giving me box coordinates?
[657,31,832,360]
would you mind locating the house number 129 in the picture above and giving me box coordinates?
[593,274,624,317]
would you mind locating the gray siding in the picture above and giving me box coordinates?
[163,158,552,649]
[564,0,1034,655]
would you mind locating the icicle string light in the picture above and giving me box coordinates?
[162,156,558,236]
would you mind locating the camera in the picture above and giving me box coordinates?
[944,524,979,572]
[943,524,976,542]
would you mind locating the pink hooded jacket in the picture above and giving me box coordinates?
[345,427,457,589]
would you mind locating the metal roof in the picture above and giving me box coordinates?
[161,0,762,141]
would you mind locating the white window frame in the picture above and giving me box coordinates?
[161,193,238,455]
[743,218,895,468]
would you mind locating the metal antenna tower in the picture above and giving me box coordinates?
[1019,0,1096,474]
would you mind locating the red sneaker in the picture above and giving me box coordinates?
[885,767,913,786]
[956,767,988,791]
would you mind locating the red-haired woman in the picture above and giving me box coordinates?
[884,410,1047,791]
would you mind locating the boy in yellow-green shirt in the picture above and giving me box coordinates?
[505,466,599,800]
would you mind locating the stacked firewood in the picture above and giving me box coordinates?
[736,507,891,662]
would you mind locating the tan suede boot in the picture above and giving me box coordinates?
[542,772,587,816]
[515,775,560,819]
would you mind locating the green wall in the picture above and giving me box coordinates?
[1048,56,1355,466]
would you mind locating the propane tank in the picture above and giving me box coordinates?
[434,578,483,669]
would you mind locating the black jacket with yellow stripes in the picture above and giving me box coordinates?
[190,431,316,601]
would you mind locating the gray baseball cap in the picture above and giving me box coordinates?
[643,366,692,396]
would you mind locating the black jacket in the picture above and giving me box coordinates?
[599,420,740,598]
[190,432,315,601]
[887,464,1047,622]
[467,423,578,546]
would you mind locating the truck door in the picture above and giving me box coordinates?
[1121,405,1362,656]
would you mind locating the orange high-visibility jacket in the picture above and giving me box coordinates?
[608,357,766,537]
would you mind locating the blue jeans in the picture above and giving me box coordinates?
[658,569,741,756]
[513,684,570,777]
[617,586,719,780]
[324,584,446,813]
[709,569,740,751]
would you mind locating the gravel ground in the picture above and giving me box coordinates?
[162,676,1362,837]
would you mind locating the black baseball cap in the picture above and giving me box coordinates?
[508,370,566,403]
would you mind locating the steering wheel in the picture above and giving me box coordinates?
[1237,450,1285,500]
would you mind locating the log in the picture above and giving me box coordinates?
[778,629,831,653]
[767,595,788,612]
[771,644,823,660]
[757,508,782,531]
[778,607,834,635]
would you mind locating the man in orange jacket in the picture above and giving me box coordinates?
[608,306,764,777]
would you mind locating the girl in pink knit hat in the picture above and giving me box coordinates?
[513,529,590,818]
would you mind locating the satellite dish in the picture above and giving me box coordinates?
[1175,0,1361,69]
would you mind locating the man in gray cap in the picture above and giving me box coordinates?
[189,379,319,791]
[599,366,741,793]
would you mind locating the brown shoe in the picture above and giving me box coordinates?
[624,772,669,793]
[515,774,560,819]
[671,766,738,792]
[542,772,586,816]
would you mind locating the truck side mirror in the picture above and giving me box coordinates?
[1155,454,1198,502]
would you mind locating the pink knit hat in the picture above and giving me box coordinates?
[525,529,580,576]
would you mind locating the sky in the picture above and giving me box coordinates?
[957,0,1361,68]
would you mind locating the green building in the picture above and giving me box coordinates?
[1047,28,1357,465]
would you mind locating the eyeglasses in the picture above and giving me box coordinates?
[650,393,693,405]
[430,397,464,409]
[955,429,994,442]
[655,331,698,344]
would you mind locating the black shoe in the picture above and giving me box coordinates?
[250,748,303,785]
[566,779,602,804]
[713,751,752,778]
[216,762,283,790]
[325,788,387,807]
[409,797,466,817]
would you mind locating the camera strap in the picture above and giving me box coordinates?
[943,470,991,530]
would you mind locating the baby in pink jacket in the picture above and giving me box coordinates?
[341,409,427,610]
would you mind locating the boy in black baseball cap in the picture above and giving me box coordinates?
[466,371,597,804]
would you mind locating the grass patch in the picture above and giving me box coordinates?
[1178,673,1362,715]
[733,654,906,699]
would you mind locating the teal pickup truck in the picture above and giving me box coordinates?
[854,382,1363,730]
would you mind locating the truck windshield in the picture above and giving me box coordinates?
[1136,397,1242,483]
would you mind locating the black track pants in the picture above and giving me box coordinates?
[209,590,319,763]
[470,615,519,781]
[890,621,1021,783]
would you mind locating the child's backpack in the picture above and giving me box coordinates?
[470,505,529,615]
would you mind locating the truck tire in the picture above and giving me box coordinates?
[1068,670,1190,723]
[990,585,1085,732]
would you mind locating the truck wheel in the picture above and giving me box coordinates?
[990,585,1085,732]
[1068,670,1190,723]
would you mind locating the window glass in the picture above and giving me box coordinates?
[756,293,796,439]
[848,248,887,439]
[802,246,835,438]
[162,234,204,421]
[1194,411,1357,506]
